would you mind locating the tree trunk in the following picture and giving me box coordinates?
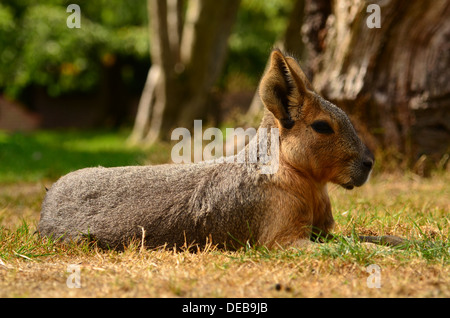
[309,0,450,163]
[131,0,240,145]
[128,65,160,144]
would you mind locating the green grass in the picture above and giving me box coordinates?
[0,219,101,263]
[0,129,171,182]
[1,218,447,265]
[0,220,57,260]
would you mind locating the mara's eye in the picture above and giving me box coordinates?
[311,120,334,134]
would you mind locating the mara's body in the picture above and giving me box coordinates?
[39,50,378,250]
[39,160,331,250]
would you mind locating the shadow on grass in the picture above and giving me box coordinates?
[0,130,168,183]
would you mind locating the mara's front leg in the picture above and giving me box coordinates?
[358,235,406,247]
[312,232,407,247]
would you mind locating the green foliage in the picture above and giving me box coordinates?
[222,0,294,90]
[0,0,294,100]
[0,0,149,98]
[0,4,17,93]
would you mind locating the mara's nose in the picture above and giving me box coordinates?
[362,146,375,171]
[363,158,374,171]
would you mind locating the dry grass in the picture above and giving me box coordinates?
[0,172,449,298]
[2,247,448,298]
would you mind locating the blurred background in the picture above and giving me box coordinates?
[0,0,449,182]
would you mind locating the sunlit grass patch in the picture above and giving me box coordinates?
[0,220,60,261]
[0,129,171,183]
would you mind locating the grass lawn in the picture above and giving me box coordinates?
[0,130,449,298]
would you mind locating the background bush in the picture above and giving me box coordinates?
[0,0,292,102]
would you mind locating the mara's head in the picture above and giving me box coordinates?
[259,49,374,189]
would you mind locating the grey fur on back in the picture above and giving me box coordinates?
[39,161,269,250]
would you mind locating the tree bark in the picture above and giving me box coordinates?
[310,0,450,162]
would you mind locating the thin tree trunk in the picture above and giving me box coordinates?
[176,0,240,128]
[167,0,183,61]
[132,0,179,144]
[129,0,177,144]
[128,65,160,144]
[131,0,240,145]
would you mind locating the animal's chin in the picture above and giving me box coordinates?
[340,175,370,190]
[339,171,372,190]
[341,183,354,190]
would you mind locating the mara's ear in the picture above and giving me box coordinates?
[259,49,312,129]
[284,56,314,92]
